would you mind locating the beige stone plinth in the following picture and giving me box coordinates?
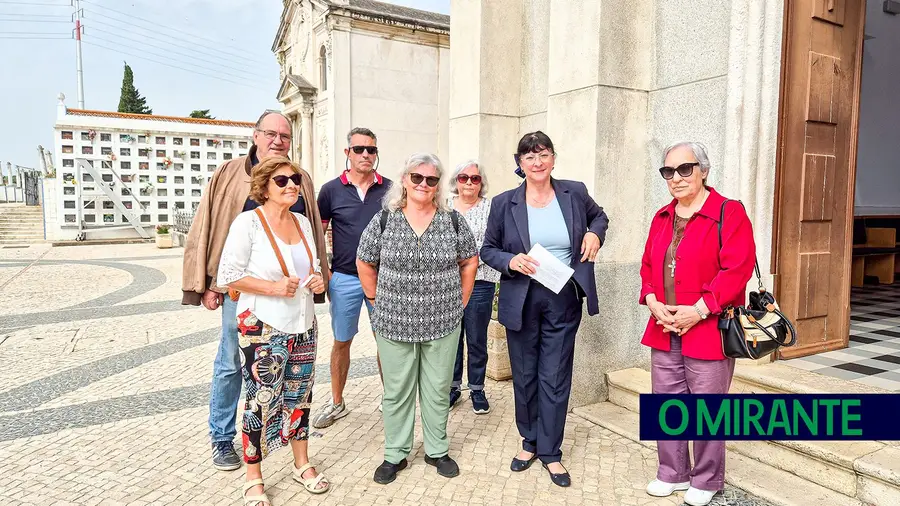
[486,319,512,381]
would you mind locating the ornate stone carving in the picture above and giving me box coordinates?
[319,133,329,174]
[324,32,332,72]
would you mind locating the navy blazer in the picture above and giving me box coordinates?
[481,178,609,332]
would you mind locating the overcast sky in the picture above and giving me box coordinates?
[0,0,449,170]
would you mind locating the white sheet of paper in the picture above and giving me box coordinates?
[526,243,575,294]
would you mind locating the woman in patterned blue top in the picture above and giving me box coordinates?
[357,153,479,485]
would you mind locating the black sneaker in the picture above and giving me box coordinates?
[211,441,241,471]
[471,390,491,414]
[449,387,461,408]
[373,459,408,484]
[425,454,460,478]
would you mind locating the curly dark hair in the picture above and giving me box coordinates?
[248,155,300,204]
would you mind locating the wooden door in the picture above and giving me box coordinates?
[773,0,866,359]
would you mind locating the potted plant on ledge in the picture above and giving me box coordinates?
[155,224,173,249]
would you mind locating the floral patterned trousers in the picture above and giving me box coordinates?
[236,309,317,464]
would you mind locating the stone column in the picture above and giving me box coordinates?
[721,0,784,290]
[448,0,524,192]
[300,99,315,185]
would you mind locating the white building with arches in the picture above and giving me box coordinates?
[272,0,450,187]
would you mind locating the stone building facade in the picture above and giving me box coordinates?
[272,0,450,187]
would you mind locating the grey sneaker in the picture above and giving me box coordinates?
[312,399,349,428]
[211,441,241,471]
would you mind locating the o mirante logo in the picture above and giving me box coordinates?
[638,394,895,441]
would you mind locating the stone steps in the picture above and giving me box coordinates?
[0,205,44,243]
[573,366,900,505]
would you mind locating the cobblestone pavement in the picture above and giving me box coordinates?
[0,244,772,506]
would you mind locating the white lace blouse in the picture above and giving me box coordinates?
[217,210,318,334]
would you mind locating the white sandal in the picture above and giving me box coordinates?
[292,462,330,494]
[242,479,271,506]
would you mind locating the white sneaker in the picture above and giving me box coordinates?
[684,487,716,506]
[646,479,690,497]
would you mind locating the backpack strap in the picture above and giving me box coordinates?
[254,208,314,277]
[379,209,389,233]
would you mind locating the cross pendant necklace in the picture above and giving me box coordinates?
[668,257,677,278]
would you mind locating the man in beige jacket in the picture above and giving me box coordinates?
[181,110,329,471]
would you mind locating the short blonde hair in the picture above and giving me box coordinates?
[249,155,300,204]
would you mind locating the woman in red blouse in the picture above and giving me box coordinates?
[638,142,756,506]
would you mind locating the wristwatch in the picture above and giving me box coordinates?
[693,303,708,320]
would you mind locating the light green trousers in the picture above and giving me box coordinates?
[376,325,461,464]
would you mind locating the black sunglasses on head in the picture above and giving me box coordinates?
[272,174,302,187]
[409,172,440,187]
[350,146,378,155]
[659,162,700,180]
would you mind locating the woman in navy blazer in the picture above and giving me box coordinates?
[481,131,609,487]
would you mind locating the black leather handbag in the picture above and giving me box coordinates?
[716,200,797,359]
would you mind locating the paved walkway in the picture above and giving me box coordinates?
[0,243,770,506]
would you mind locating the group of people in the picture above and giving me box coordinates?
[182,109,757,506]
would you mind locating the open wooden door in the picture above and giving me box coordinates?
[773,0,866,359]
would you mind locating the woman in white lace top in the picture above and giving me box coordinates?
[447,160,500,415]
[217,156,330,504]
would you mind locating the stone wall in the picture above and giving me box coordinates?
[449,0,784,408]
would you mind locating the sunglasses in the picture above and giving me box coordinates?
[659,162,700,180]
[409,172,440,187]
[456,174,482,184]
[350,146,378,155]
[271,174,302,188]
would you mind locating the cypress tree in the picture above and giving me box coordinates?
[117,62,152,114]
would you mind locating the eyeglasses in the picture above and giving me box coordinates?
[350,146,378,155]
[409,172,440,187]
[257,129,292,143]
[519,152,554,165]
[271,174,302,187]
[456,174,482,184]
[659,162,700,180]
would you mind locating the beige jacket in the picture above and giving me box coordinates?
[181,146,329,305]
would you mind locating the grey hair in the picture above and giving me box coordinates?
[254,110,292,136]
[383,153,449,212]
[662,141,711,180]
[449,159,488,197]
[347,127,376,144]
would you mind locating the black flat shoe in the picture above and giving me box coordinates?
[542,462,571,487]
[373,459,408,484]
[510,453,538,472]
[425,454,460,478]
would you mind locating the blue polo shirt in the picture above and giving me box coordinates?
[318,170,391,276]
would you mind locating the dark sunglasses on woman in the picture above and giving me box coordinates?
[272,174,302,187]
[350,146,378,155]
[409,172,440,187]
[456,174,482,184]
[658,162,700,180]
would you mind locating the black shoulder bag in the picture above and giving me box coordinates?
[716,200,797,359]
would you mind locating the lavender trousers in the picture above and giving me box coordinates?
[650,334,735,491]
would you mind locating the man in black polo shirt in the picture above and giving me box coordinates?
[312,127,391,428]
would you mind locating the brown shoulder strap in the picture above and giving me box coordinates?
[290,213,315,276]
[254,208,290,277]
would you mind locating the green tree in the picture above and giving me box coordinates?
[189,109,215,119]
[117,62,152,114]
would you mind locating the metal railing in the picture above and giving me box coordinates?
[174,209,195,234]
[0,162,42,205]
